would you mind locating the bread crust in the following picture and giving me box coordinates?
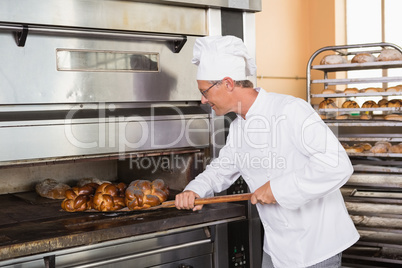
[35,178,71,199]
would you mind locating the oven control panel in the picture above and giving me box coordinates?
[228,177,247,195]
[228,219,249,268]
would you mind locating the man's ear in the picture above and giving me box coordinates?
[222,77,235,92]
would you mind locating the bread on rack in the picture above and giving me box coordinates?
[345,146,364,153]
[92,182,127,212]
[344,88,359,94]
[370,141,391,153]
[362,100,379,108]
[387,99,401,107]
[351,53,376,63]
[321,89,336,94]
[385,86,402,92]
[61,183,99,212]
[385,114,402,121]
[363,87,383,93]
[319,99,338,109]
[125,179,169,210]
[319,114,327,120]
[35,178,71,199]
[389,143,402,153]
[378,99,388,107]
[336,114,349,120]
[355,143,372,151]
[377,48,402,61]
[342,100,360,108]
[320,54,347,65]
[360,114,372,120]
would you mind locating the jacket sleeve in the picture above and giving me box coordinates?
[183,122,241,198]
[270,99,353,210]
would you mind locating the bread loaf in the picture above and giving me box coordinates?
[363,87,383,93]
[344,88,359,94]
[378,99,388,107]
[354,143,372,151]
[370,144,388,153]
[389,143,402,153]
[320,54,347,65]
[385,114,402,121]
[362,100,379,108]
[385,87,401,92]
[35,178,71,199]
[92,182,127,212]
[360,114,372,120]
[387,99,401,108]
[319,99,338,109]
[61,183,98,212]
[345,146,364,153]
[321,89,336,94]
[125,179,169,210]
[351,53,376,63]
[336,114,349,120]
[342,100,360,108]
[377,48,402,61]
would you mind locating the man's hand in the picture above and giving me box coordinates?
[251,181,277,205]
[175,190,203,211]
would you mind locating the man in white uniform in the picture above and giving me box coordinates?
[175,35,359,268]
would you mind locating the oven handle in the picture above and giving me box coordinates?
[0,23,187,52]
[64,238,212,268]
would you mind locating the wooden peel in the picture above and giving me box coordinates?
[82,193,252,212]
[149,192,253,210]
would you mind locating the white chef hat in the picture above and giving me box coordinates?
[192,35,257,80]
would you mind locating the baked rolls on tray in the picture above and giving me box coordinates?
[342,100,360,108]
[377,48,402,61]
[319,99,338,109]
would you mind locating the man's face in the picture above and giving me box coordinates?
[197,80,229,116]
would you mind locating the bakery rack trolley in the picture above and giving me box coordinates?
[307,43,402,267]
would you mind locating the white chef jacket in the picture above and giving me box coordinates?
[184,88,360,268]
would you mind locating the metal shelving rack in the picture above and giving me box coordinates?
[307,43,402,267]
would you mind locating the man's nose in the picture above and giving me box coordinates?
[201,95,208,104]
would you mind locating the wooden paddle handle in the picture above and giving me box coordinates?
[160,193,252,208]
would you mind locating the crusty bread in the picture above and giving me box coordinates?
[35,178,71,199]
[385,87,401,92]
[363,87,383,93]
[322,89,336,94]
[351,53,376,63]
[320,54,347,65]
[362,100,379,108]
[387,99,401,108]
[342,100,360,108]
[336,114,349,120]
[377,48,402,61]
[354,143,372,151]
[385,114,402,121]
[344,88,359,94]
[378,99,388,107]
[345,146,364,153]
[360,114,372,120]
[319,99,338,109]
[389,144,402,153]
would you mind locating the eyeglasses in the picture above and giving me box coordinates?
[200,80,221,98]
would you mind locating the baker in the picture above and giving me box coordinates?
[174,35,359,268]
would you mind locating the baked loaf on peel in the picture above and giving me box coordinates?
[125,179,169,210]
[61,183,99,212]
[92,182,127,212]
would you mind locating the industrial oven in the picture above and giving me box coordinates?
[0,1,262,267]
[307,43,402,267]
